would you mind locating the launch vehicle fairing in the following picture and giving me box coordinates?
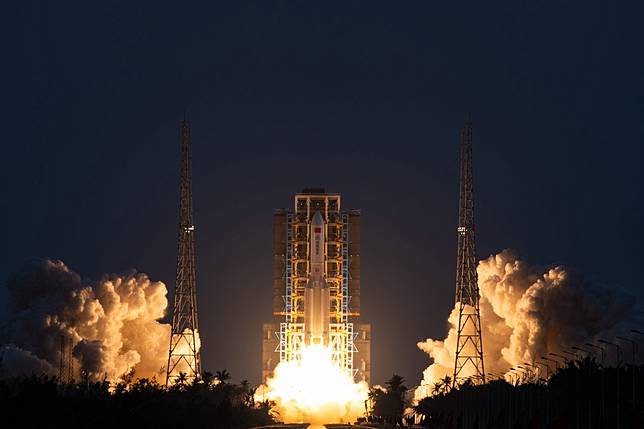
[304,211,330,345]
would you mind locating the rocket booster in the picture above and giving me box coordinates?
[304,211,330,345]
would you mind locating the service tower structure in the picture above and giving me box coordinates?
[262,189,371,384]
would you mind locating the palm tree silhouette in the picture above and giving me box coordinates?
[440,375,452,394]
[201,371,215,386]
[176,371,188,386]
[215,369,231,384]
[385,374,406,395]
[432,381,443,396]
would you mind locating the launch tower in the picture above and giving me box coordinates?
[166,116,202,386]
[452,119,485,386]
[263,189,371,384]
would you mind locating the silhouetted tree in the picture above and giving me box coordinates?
[440,375,452,394]
[176,371,188,386]
[370,374,408,427]
[431,381,443,396]
[202,371,215,387]
[216,369,231,384]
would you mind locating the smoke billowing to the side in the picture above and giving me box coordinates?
[415,249,641,400]
[0,259,171,381]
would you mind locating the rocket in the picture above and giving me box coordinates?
[304,211,330,345]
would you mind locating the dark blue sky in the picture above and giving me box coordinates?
[6,1,643,385]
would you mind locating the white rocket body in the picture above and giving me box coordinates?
[304,211,330,345]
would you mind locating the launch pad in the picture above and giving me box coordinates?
[263,189,371,384]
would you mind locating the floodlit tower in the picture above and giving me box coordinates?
[453,119,485,386]
[166,116,202,386]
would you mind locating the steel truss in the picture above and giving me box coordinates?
[277,194,356,378]
[453,119,485,386]
[166,116,201,386]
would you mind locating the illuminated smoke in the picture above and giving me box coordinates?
[0,259,172,381]
[256,344,369,425]
[0,344,56,377]
[415,249,640,400]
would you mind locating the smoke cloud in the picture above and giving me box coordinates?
[415,249,641,400]
[0,259,171,381]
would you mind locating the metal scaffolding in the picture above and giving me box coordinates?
[277,191,355,377]
[453,119,485,386]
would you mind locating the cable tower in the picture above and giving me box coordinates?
[453,119,485,386]
[166,115,202,386]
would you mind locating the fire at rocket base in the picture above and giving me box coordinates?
[258,193,371,424]
[304,211,330,346]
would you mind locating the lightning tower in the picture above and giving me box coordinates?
[58,334,73,384]
[453,119,485,386]
[166,116,202,386]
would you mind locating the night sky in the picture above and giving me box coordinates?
[6,2,643,386]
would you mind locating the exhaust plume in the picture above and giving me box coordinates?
[256,345,369,425]
[0,259,171,381]
[415,249,640,400]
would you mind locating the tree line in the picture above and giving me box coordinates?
[0,369,273,429]
[2,358,643,428]
[414,358,644,428]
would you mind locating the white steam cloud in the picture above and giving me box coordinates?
[0,259,171,381]
[415,249,641,400]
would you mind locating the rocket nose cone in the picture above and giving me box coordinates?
[312,211,324,225]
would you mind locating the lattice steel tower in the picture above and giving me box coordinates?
[58,334,73,384]
[166,116,202,386]
[453,119,485,386]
